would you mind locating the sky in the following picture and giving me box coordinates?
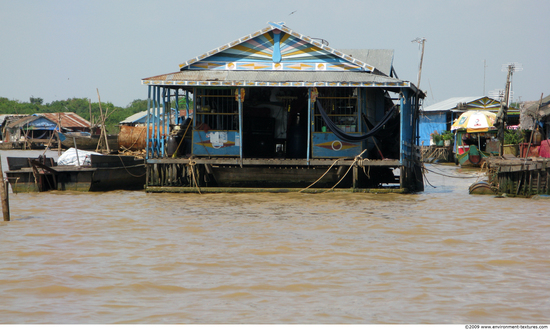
[1,0,548,108]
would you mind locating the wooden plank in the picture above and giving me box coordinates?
[146,186,408,194]
[147,157,401,167]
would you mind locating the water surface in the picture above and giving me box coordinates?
[1,150,549,323]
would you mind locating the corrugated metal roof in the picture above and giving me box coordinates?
[6,115,56,129]
[120,111,148,124]
[0,114,26,126]
[142,70,411,91]
[423,97,484,112]
[524,94,550,118]
[339,49,394,76]
[39,112,90,128]
[120,109,169,124]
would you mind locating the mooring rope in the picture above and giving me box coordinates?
[322,149,367,193]
[117,154,146,178]
[298,158,340,193]
[422,164,484,179]
[188,160,202,194]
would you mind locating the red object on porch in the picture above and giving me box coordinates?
[539,140,550,158]
[519,142,540,158]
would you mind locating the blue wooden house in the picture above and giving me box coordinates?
[4,115,58,148]
[141,22,425,192]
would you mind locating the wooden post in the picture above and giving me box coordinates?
[0,155,10,221]
[88,98,93,128]
[57,113,62,156]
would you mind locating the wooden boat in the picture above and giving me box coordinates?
[5,153,146,193]
[454,130,499,166]
[452,111,499,167]
[468,181,496,195]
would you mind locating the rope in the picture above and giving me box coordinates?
[422,165,483,179]
[125,126,146,151]
[116,154,146,178]
[298,158,340,193]
[322,149,367,193]
[188,160,202,194]
[172,119,193,158]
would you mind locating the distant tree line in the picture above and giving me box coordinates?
[0,97,148,133]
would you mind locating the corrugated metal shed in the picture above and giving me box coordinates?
[39,112,90,129]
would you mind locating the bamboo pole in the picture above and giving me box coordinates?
[0,155,10,221]
[96,88,111,153]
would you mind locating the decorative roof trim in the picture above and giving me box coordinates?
[178,22,376,73]
[142,79,410,88]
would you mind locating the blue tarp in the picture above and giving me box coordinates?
[419,112,446,146]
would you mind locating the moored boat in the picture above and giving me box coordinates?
[451,111,499,167]
[5,149,146,193]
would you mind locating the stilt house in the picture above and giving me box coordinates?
[141,22,425,193]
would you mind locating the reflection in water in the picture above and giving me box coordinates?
[1,151,549,323]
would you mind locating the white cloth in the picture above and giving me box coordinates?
[57,148,102,166]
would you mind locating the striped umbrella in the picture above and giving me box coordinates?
[451,111,497,132]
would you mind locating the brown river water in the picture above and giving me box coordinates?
[0,150,549,324]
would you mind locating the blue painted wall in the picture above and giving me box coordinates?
[419,112,446,146]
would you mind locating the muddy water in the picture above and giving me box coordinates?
[0,150,549,324]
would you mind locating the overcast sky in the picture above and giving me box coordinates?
[1,0,548,108]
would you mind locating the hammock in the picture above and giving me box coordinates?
[316,100,397,143]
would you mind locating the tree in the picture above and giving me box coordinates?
[29,96,43,105]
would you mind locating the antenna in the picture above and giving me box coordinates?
[496,62,522,156]
[501,62,522,106]
[412,38,426,89]
[489,89,514,101]
[483,60,487,95]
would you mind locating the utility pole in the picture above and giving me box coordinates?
[496,63,522,156]
[412,37,426,90]
[483,60,487,95]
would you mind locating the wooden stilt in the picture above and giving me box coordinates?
[0,156,10,221]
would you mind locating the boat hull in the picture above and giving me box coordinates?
[5,155,146,193]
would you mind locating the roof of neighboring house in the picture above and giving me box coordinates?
[120,109,170,125]
[423,96,504,112]
[6,115,57,129]
[38,112,90,129]
[523,94,550,118]
[0,114,27,127]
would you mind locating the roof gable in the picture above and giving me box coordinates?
[179,22,380,74]
[424,96,503,112]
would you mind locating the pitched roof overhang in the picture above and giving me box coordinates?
[142,70,419,94]
[39,112,90,128]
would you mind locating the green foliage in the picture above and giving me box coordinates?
[441,130,454,141]
[504,129,523,145]
[0,97,148,134]
[430,130,442,143]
